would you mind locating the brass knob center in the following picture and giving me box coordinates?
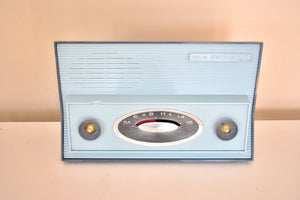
[220,123,232,134]
[84,123,97,134]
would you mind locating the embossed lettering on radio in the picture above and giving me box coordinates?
[189,53,252,62]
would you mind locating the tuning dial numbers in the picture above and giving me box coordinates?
[114,109,203,146]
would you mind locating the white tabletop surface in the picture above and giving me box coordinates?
[0,121,299,200]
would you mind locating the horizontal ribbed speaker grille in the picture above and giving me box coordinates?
[57,43,260,95]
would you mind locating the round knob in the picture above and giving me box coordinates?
[215,119,238,140]
[220,123,232,134]
[84,123,97,134]
[79,120,101,140]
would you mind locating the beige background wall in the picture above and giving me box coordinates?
[0,0,299,121]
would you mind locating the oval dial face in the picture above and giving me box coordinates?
[114,109,203,146]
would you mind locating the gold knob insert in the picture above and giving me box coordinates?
[84,123,97,134]
[220,123,232,134]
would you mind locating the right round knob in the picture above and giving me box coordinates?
[215,119,238,140]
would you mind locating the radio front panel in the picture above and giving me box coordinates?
[55,42,263,161]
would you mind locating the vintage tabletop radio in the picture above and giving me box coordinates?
[55,42,263,161]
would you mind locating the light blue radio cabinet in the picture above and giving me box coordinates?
[55,42,263,161]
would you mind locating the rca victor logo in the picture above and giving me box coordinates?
[189,53,252,62]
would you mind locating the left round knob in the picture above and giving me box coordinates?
[79,120,101,140]
[84,123,97,134]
